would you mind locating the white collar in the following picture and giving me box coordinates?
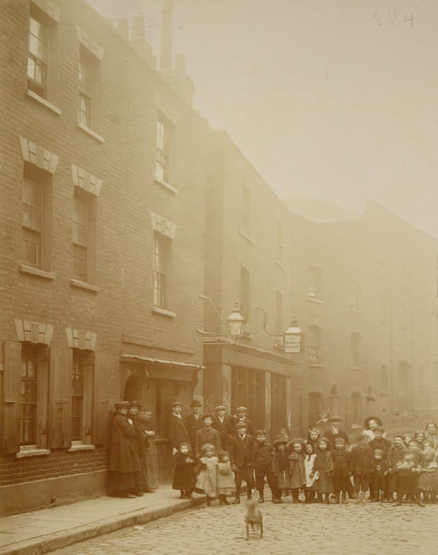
[173,413,182,419]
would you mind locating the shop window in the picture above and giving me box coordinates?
[271,373,287,437]
[22,163,52,271]
[232,367,265,429]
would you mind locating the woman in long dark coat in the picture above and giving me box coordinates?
[128,401,150,492]
[109,401,143,498]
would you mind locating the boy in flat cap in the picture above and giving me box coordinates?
[184,399,203,450]
[195,413,221,457]
[212,405,235,451]
[253,430,276,503]
[232,407,254,437]
[229,421,255,503]
[168,401,191,455]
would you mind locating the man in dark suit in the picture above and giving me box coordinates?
[184,399,203,450]
[212,405,235,451]
[231,406,254,437]
[168,401,191,454]
[229,421,255,503]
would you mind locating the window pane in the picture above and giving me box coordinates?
[22,228,41,267]
[73,244,87,281]
[20,347,38,445]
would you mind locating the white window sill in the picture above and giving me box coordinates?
[77,121,105,143]
[19,263,55,280]
[238,229,255,246]
[68,443,96,452]
[155,177,179,195]
[350,309,363,315]
[70,279,100,293]
[27,89,61,115]
[16,448,51,459]
[275,259,285,273]
[308,364,324,369]
[351,366,362,371]
[308,297,324,305]
[152,306,176,318]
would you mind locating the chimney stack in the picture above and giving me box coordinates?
[160,0,174,70]
[131,16,156,69]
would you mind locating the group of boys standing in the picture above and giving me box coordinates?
[170,401,438,508]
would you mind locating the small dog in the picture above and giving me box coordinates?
[245,500,263,540]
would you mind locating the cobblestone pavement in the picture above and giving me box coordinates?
[54,494,437,555]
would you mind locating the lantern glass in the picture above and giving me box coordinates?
[226,302,245,337]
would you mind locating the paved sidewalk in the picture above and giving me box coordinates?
[0,487,204,555]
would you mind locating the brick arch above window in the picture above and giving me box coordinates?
[66,328,97,351]
[19,137,59,174]
[71,164,102,197]
[14,318,54,345]
[150,211,176,239]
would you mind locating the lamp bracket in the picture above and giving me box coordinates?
[255,306,283,338]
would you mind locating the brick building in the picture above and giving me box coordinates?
[202,131,305,439]
[287,196,438,433]
[0,0,208,515]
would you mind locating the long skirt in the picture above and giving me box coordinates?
[109,471,143,495]
[144,442,160,490]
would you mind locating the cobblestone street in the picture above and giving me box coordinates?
[54,495,437,555]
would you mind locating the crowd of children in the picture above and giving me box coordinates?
[172,410,438,507]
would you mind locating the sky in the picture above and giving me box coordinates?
[88,0,438,238]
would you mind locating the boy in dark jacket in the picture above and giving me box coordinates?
[370,448,388,502]
[350,434,374,503]
[332,437,351,504]
[229,421,255,504]
[253,430,276,503]
[369,426,391,500]
[172,442,196,499]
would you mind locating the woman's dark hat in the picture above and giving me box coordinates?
[273,436,288,447]
[364,416,382,429]
[190,399,202,408]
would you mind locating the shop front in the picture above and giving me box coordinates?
[119,353,203,481]
[203,340,296,440]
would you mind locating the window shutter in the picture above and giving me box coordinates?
[2,341,22,455]
[93,352,108,446]
[49,348,72,449]
[37,347,49,449]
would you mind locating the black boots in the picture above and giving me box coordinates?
[273,489,283,503]
[219,494,229,506]
[232,490,241,504]
[258,490,264,503]
[247,486,253,500]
